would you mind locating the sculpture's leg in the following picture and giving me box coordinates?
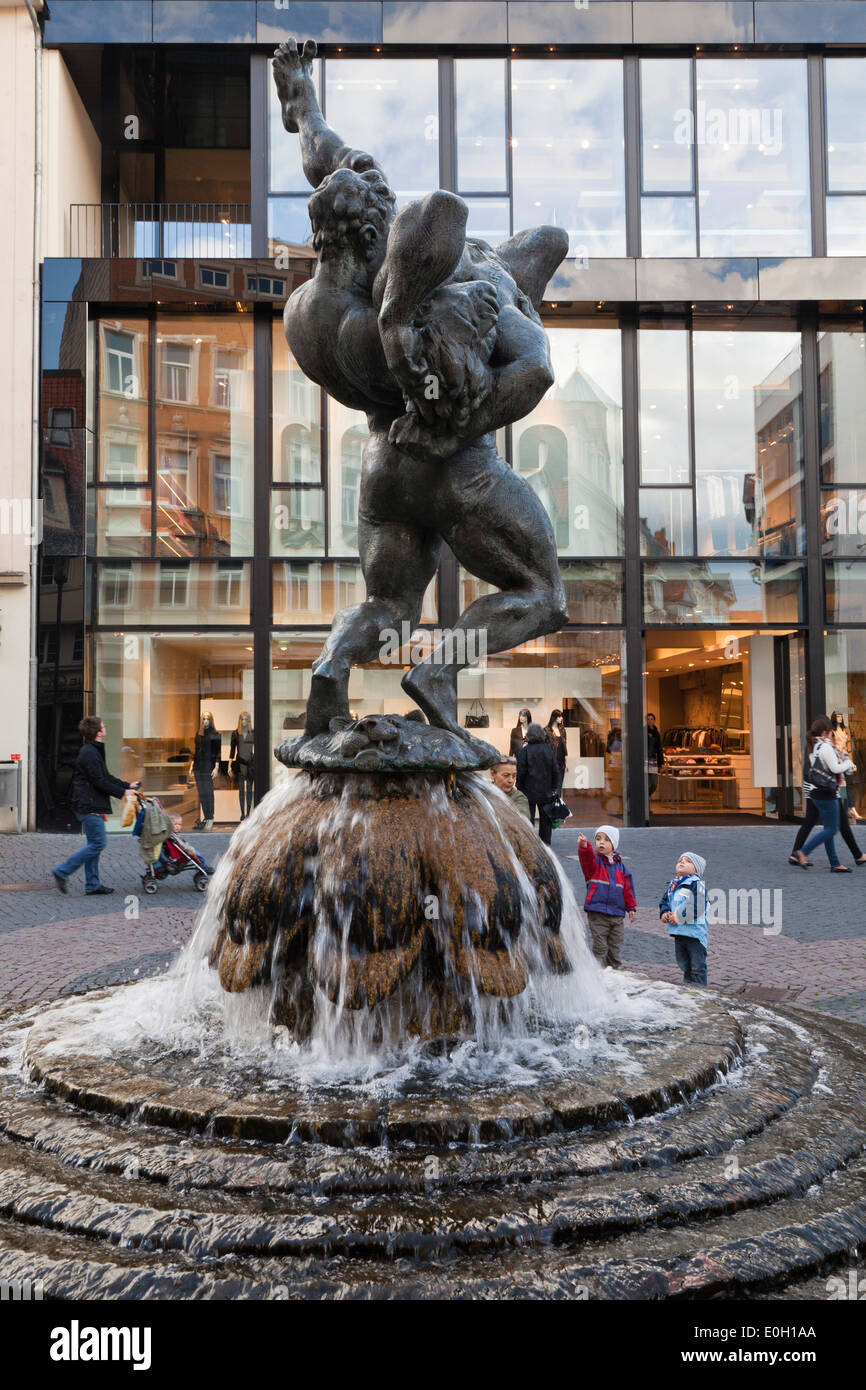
[401,441,568,733]
[306,515,442,735]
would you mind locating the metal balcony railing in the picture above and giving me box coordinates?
[69,204,252,258]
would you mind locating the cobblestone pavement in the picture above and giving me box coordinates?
[1,824,864,1026]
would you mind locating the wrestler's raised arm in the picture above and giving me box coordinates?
[272,38,390,192]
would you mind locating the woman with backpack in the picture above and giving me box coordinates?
[790,715,858,871]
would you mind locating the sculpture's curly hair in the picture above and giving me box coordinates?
[400,282,498,433]
[309,165,396,261]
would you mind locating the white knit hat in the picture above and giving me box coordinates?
[680,850,706,878]
[596,824,620,851]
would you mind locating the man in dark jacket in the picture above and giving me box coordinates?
[646,713,664,799]
[52,716,140,895]
[516,723,560,844]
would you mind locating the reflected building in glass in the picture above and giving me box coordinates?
[17,0,866,830]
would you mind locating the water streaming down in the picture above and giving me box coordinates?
[21,772,700,1103]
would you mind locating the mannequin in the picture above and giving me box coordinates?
[192,712,221,829]
[543,708,568,791]
[509,708,533,758]
[230,712,255,820]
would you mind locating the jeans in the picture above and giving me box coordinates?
[194,769,215,821]
[799,795,841,867]
[237,766,254,818]
[53,812,107,892]
[674,934,708,986]
[527,800,553,845]
[793,796,862,861]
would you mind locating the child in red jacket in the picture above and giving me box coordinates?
[576,824,637,969]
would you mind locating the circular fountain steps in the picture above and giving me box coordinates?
[0,996,863,1299]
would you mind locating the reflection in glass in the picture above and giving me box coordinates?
[643,561,804,624]
[640,59,694,192]
[325,60,439,200]
[270,490,325,557]
[456,60,507,192]
[511,60,626,258]
[512,328,623,556]
[819,330,866,486]
[825,563,866,624]
[825,628,866,818]
[268,197,313,252]
[94,630,254,831]
[272,321,321,483]
[328,399,369,555]
[695,59,810,257]
[98,320,149,482]
[638,329,691,484]
[640,196,696,257]
[155,315,254,557]
[455,628,627,821]
[692,331,803,557]
[825,60,866,192]
[274,563,436,626]
[826,196,866,257]
[559,562,623,623]
[821,490,866,557]
[95,561,251,624]
[95,488,152,557]
[463,198,510,247]
[640,490,694,556]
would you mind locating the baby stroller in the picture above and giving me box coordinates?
[130,792,215,895]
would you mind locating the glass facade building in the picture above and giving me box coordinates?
[35,2,866,830]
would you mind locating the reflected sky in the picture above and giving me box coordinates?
[326,60,439,198]
[638,330,690,485]
[456,59,507,193]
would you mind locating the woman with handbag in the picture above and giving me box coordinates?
[516,723,560,845]
[790,716,857,870]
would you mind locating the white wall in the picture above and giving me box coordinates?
[42,48,101,259]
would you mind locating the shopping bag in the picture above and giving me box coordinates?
[542,795,572,827]
[119,792,137,829]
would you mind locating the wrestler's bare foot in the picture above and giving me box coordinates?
[401,662,460,733]
[305,658,350,736]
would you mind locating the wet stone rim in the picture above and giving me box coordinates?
[22,998,745,1148]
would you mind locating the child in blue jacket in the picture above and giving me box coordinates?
[577,824,637,969]
[659,851,708,986]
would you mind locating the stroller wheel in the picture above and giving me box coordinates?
[143,878,158,895]
[193,871,209,893]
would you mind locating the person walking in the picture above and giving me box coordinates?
[193,712,221,830]
[509,708,532,759]
[646,713,664,800]
[230,712,255,821]
[516,723,560,845]
[790,716,856,872]
[543,708,567,791]
[51,716,140,895]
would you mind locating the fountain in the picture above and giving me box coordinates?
[0,39,864,1299]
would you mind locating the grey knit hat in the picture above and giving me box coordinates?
[680,850,706,878]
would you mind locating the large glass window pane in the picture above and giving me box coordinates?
[692,330,804,557]
[824,629,866,818]
[512,327,623,555]
[819,330,866,487]
[695,59,810,257]
[325,60,439,202]
[560,562,623,623]
[95,561,251,624]
[825,60,866,192]
[98,320,149,482]
[640,489,694,556]
[272,320,321,483]
[94,487,152,557]
[821,490,866,556]
[511,60,626,259]
[94,631,254,832]
[456,629,627,824]
[270,490,325,557]
[643,560,805,624]
[640,58,694,192]
[640,196,697,257]
[455,59,507,193]
[268,197,313,253]
[826,562,866,624]
[463,198,510,247]
[826,196,866,256]
[638,328,691,484]
[155,315,254,556]
[328,398,368,555]
[274,562,437,626]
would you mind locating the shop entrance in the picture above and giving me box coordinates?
[644,629,806,822]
